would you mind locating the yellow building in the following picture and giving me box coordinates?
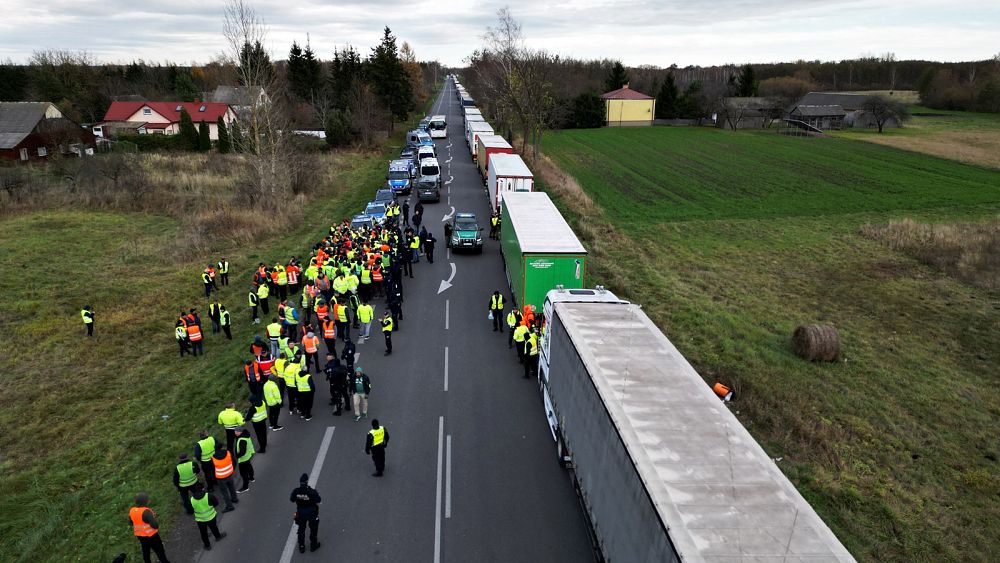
[601,84,655,127]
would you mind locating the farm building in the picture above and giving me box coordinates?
[788,92,900,129]
[0,102,96,162]
[714,97,782,129]
[787,105,847,131]
[601,84,655,127]
[95,101,237,140]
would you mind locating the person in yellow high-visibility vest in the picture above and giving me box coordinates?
[488,290,505,332]
[365,419,390,477]
[81,304,94,336]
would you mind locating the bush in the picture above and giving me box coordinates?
[324,109,354,147]
[116,134,187,152]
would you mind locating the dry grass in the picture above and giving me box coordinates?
[859,130,1000,169]
[0,151,334,259]
[861,217,1000,290]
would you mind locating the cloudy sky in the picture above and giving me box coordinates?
[1,0,997,67]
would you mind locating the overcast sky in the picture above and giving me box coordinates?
[1,0,997,67]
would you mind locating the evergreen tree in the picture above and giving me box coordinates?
[570,92,606,128]
[604,61,629,92]
[239,40,274,86]
[735,64,758,97]
[367,26,412,124]
[197,121,211,151]
[173,67,200,102]
[178,108,198,150]
[678,81,704,119]
[656,73,680,119]
[287,41,305,98]
[301,40,323,102]
[324,109,354,147]
[229,120,244,153]
[216,116,231,153]
[328,46,362,111]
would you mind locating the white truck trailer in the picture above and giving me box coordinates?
[539,288,856,563]
[466,121,494,159]
[487,153,533,211]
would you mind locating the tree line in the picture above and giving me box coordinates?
[464,22,1000,141]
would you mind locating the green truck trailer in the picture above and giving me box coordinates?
[500,192,588,311]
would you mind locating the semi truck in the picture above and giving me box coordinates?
[538,287,856,563]
[488,153,533,211]
[463,107,481,128]
[476,134,514,182]
[466,122,494,159]
[500,192,586,311]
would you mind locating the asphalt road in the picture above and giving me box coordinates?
[170,80,595,563]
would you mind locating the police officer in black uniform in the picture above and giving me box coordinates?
[290,473,322,553]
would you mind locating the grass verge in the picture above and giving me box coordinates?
[0,146,392,561]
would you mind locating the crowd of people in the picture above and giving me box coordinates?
[126,209,432,562]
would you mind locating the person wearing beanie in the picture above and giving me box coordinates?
[172,452,200,515]
[289,473,322,553]
[188,482,227,550]
[128,492,169,562]
[211,447,238,512]
[302,330,320,373]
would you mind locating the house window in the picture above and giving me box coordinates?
[176,105,182,112]
[37,147,48,157]
[142,108,151,115]
[199,105,206,112]
[19,148,28,161]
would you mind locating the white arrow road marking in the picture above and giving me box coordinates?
[437,262,456,294]
[445,156,453,163]
[444,175,454,185]
[442,206,455,222]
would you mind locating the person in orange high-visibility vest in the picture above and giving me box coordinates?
[212,447,237,512]
[302,331,321,373]
[187,321,204,357]
[129,492,170,562]
[321,318,337,357]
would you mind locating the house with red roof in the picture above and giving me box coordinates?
[94,101,237,140]
[601,84,655,127]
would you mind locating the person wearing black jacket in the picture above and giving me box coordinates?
[290,473,322,553]
[324,355,350,416]
[364,419,390,476]
[173,453,200,515]
[424,231,437,263]
[340,337,356,374]
[188,483,227,550]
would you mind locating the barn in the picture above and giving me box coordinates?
[0,102,96,162]
[788,92,900,129]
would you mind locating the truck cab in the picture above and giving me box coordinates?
[386,159,413,195]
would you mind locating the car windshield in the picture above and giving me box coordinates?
[430,120,446,130]
[418,134,432,143]
[375,191,393,201]
[455,220,477,231]
[416,179,437,189]
[366,204,386,214]
[389,170,409,180]
[421,165,439,176]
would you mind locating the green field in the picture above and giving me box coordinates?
[0,152,381,561]
[540,126,1000,562]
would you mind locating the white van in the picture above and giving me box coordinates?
[417,145,436,166]
[429,115,447,138]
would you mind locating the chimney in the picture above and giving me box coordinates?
[624,83,630,89]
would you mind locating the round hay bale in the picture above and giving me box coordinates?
[792,324,840,362]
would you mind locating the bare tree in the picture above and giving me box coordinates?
[861,96,911,133]
[222,0,291,206]
[474,8,554,161]
[350,81,384,148]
